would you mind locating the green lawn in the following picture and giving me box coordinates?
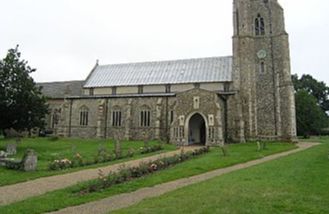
[113,138,329,214]
[0,137,175,186]
[0,142,296,214]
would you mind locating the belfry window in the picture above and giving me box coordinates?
[255,14,265,36]
[79,106,89,126]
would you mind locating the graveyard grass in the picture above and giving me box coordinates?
[113,137,329,214]
[0,137,175,186]
[0,142,296,214]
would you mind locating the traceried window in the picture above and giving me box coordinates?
[79,106,89,126]
[255,14,265,36]
[112,110,122,127]
[140,110,151,127]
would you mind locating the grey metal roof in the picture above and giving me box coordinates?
[37,80,84,99]
[84,56,232,88]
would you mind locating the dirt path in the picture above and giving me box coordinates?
[47,142,319,214]
[0,147,199,206]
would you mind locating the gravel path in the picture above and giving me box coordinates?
[0,147,199,206]
[48,142,319,214]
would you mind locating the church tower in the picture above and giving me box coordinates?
[232,0,296,141]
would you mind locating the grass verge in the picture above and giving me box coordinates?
[0,142,296,214]
[113,139,328,214]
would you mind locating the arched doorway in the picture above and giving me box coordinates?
[188,113,206,145]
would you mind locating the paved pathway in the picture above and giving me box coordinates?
[48,142,319,214]
[0,147,199,206]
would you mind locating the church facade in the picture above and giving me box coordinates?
[45,0,296,145]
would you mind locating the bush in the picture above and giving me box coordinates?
[77,146,210,194]
[140,144,163,154]
[49,143,163,171]
[49,159,72,170]
[72,153,84,167]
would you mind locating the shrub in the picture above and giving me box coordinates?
[127,148,135,158]
[140,144,163,154]
[94,144,109,163]
[49,158,72,170]
[72,153,84,167]
[77,146,210,194]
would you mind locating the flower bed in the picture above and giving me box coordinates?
[49,144,164,171]
[77,146,210,194]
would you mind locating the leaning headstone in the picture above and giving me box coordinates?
[6,143,17,156]
[22,149,37,171]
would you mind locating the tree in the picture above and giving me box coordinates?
[0,46,48,136]
[295,90,328,137]
[292,74,329,114]
[292,74,329,136]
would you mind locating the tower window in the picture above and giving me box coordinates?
[259,62,266,73]
[255,14,265,36]
[169,110,174,124]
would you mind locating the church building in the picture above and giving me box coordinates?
[42,0,297,145]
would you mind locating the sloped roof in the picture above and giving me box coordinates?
[37,80,84,99]
[84,56,233,88]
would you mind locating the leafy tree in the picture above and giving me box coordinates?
[0,45,48,136]
[292,74,329,113]
[292,74,329,136]
[295,90,328,137]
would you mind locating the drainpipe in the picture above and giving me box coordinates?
[219,95,229,145]
[165,97,169,144]
[68,99,73,137]
[104,98,109,139]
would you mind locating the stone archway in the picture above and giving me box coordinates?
[188,113,206,145]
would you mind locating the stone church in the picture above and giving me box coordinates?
[40,0,297,145]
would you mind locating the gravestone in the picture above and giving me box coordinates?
[0,150,7,158]
[0,151,7,166]
[22,149,37,171]
[6,143,17,156]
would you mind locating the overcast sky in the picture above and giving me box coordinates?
[1,0,329,85]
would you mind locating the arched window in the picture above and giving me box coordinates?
[112,107,122,127]
[79,106,89,126]
[255,14,265,36]
[140,106,151,127]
